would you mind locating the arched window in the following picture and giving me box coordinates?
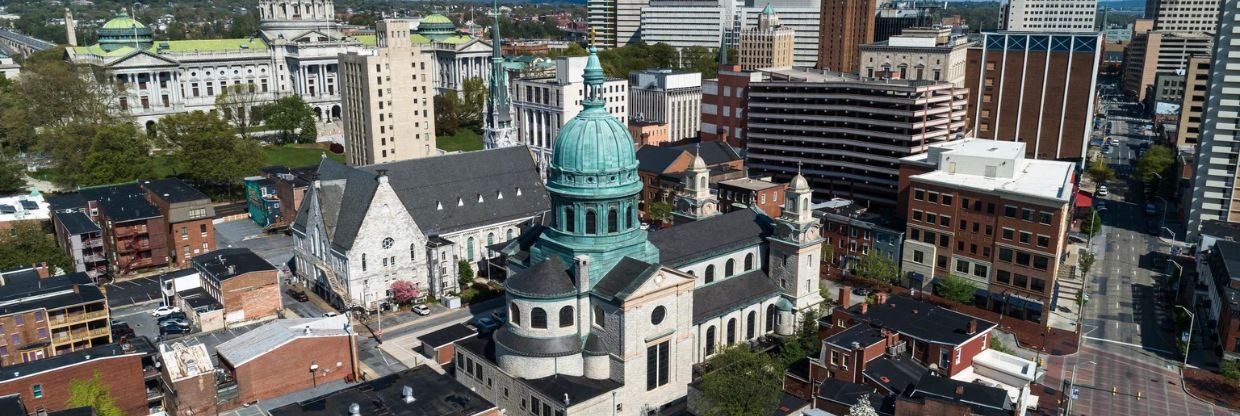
[744,253,754,271]
[510,303,521,325]
[559,306,574,327]
[531,308,547,329]
[705,265,716,283]
[627,205,636,229]
[565,207,575,233]
[409,243,417,262]
[593,306,605,328]
[699,176,707,189]
[705,326,717,356]
[725,259,735,277]
[726,318,736,345]
[746,311,756,339]
[487,233,495,248]
[765,304,777,333]
[585,209,597,235]
[466,237,475,262]
[607,208,618,233]
[506,229,514,241]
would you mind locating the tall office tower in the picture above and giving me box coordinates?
[964,32,1103,162]
[340,20,436,166]
[628,69,703,141]
[738,0,822,68]
[1174,55,1210,147]
[817,0,875,73]
[483,1,517,150]
[588,0,649,48]
[640,0,725,49]
[512,56,629,171]
[1152,0,1221,33]
[858,27,974,87]
[1123,27,1213,100]
[1187,0,1239,239]
[739,4,795,70]
[1000,0,1098,32]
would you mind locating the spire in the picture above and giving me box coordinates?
[491,0,502,60]
[582,36,607,110]
[762,3,776,15]
[485,0,511,128]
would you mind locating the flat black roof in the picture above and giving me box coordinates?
[843,295,995,346]
[0,343,139,382]
[48,407,97,416]
[142,178,209,203]
[862,356,927,395]
[0,394,24,416]
[54,210,101,235]
[420,323,477,349]
[823,324,886,350]
[192,248,275,281]
[456,336,621,404]
[179,287,223,311]
[0,271,104,315]
[909,374,1011,415]
[268,366,496,416]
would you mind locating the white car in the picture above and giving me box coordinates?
[151,305,181,317]
[412,304,431,316]
[1097,186,1108,197]
[323,312,339,317]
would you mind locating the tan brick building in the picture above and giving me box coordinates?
[0,343,147,415]
[0,265,110,366]
[340,19,437,165]
[191,248,280,326]
[739,5,795,71]
[1175,55,1210,146]
[142,178,216,268]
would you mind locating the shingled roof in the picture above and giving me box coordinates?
[648,208,772,267]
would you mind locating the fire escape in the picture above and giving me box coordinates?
[114,223,150,277]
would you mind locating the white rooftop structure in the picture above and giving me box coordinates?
[216,316,352,367]
[953,349,1038,414]
[904,139,1075,203]
[159,341,215,382]
[0,191,50,224]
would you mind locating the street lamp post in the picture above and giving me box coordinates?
[1162,227,1178,243]
[1154,196,1169,227]
[1176,305,1194,368]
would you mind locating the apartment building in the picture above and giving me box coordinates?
[48,183,170,277]
[52,210,107,278]
[814,198,905,272]
[965,32,1104,162]
[142,179,215,268]
[0,265,110,366]
[739,4,795,71]
[628,69,702,141]
[0,342,151,416]
[1152,0,1221,33]
[745,68,969,209]
[340,20,436,166]
[0,192,49,234]
[700,64,763,147]
[817,0,874,73]
[898,139,1075,323]
[859,26,974,88]
[512,55,628,171]
[587,0,648,48]
[1122,29,1213,101]
[1000,0,1097,32]
[717,177,786,218]
[1187,0,1240,238]
[1175,55,1210,146]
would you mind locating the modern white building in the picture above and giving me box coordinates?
[339,20,437,166]
[1001,0,1098,32]
[511,56,628,173]
[1152,0,1221,33]
[588,0,650,48]
[628,69,702,141]
[639,0,821,68]
[291,147,550,310]
[1187,0,1239,240]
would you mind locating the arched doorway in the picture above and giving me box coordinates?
[331,105,341,121]
[313,107,323,122]
[145,120,157,138]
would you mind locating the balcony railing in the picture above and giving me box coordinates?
[48,310,108,327]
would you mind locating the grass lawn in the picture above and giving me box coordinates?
[437,129,484,152]
[149,143,345,178]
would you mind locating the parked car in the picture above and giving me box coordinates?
[112,324,135,339]
[851,287,872,296]
[151,305,181,317]
[110,319,126,328]
[158,312,187,322]
[412,304,431,316]
[1097,186,1108,197]
[159,318,191,328]
[474,316,500,334]
[160,325,191,335]
[289,290,310,302]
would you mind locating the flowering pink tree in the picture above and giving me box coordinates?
[390,280,421,304]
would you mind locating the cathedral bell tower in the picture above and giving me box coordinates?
[672,146,719,224]
[767,167,825,333]
[483,0,518,151]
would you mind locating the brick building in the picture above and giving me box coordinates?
[246,165,314,231]
[898,139,1075,323]
[141,179,216,268]
[716,177,786,218]
[215,316,358,410]
[0,342,148,416]
[813,198,905,274]
[0,265,110,366]
[700,65,764,148]
[635,141,744,218]
[629,120,670,147]
[159,341,218,416]
[49,183,170,278]
[417,323,477,366]
[817,0,875,74]
[267,366,497,416]
[191,248,280,326]
[1201,240,1240,363]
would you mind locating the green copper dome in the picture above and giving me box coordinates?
[97,12,153,52]
[548,48,635,181]
[418,13,459,41]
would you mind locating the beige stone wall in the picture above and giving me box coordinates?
[341,19,436,166]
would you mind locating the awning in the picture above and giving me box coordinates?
[1074,192,1093,208]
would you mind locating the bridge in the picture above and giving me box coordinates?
[0,29,55,59]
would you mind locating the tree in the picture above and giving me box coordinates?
[1134,144,1175,183]
[1222,359,1240,387]
[458,258,475,288]
[434,92,462,135]
[0,222,74,272]
[854,251,900,283]
[0,157,25,194]
[215,84,264,138]
[64,370,124,416]
[938,274,977,304]
[158,111,265,193]
[1086,157,1115,184]
[390,280,421,304]
[459,77,486,127]
[847,394,879,416]
[820,243,835,267]
[1078,250,1097,278]
[260,96,317,143]
[1081,208,1103,237]
[1,49,118,154]
[698,346,783,416]
[647,201,673,224]
[76,123,154,187]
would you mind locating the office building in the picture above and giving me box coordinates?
[739,4,795,70]
[859,26,974,87]
[1187,0,1240,238]
[899,139,1076,323]
[340,20,436,166]
[638,0,821,68]
[588,0,649,48]
[700,64,764,147]
[1123,29,1213,101]
[745,68,969,209]
[0,265,111,366]
[738,0,823,68]
[1152,0,1221,33]
[872,1,936,42]
[965,32,1104,162]
[1000,0,1098,32]
[1175,55,1210,146]
[512,55,628,171]
[628,69,702,141]
[817,0,874,73]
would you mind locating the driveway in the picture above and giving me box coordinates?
[215,219,295,268]
[105,276,164,307]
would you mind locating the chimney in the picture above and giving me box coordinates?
[227,265,236,275]
[34,263,50,278]
[574,256,590,296]
[349,403,361,416]
[401,385,415,404]
[955,385,965,396]
[72,284,79,294]
[860,303,869,315]
[377,169,389,184]
[876,292,888,304]
[838,287,850,307]
[967,319,977,335]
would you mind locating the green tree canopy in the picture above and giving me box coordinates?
[699,346,783,416]
[434,92,462,135]
[1086,157,1115,184]
[259,95,317,144]
[1,48,117,154]
[1135,144,1175,183]
[1078,250,1097,277]
[855,251,900,283]
[215,84,264,138]
[0,222,74,278]
[647,201,674,224]
[158,111,265,188]
[1081,208,1103,237]
[460,77,487,127]
[76,123,154,187]
[0,157,26,194]
[65,370,124,416]
[938,275,977,304]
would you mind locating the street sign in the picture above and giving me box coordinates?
[1071,387,1080,400]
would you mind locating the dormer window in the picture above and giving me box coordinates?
[477,194,484,203]
[516,187,523,196]
[436,201,443,210]
[497,191,504,200]
[457,197,464,206]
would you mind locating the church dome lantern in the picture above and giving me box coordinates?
[97,12,153,52]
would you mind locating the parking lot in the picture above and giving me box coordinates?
[214,219,295,269]
[105,276,165,307]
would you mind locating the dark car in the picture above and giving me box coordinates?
[851,287,872,296]
[160,325,191,335]
[474,316,501,334]
[159,318,191,328]
[289,290,310,302]
[158,312,187,322]
[112,324,135,338]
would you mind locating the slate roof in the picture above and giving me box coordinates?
[636,146,688,174]
[843,295,995,346]
[0,271,103,315]
[591,257,661,302]
[456,336,622,404]
[216,316,351,367]
[493,327,581,357]
[670,140,742,166]
[649,208,772,267]
[0,342,138,382]
[192,248,276,281]
[909,374,1012,415]
[863,356,928,395]
[420,323,478,348]
[54,210,101,235]
[692,269,780,323]
[816,378,885,410]
[267,366,496,416]
[504,256,577,299]
[293,147,549,251]
[142,178,209,203]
